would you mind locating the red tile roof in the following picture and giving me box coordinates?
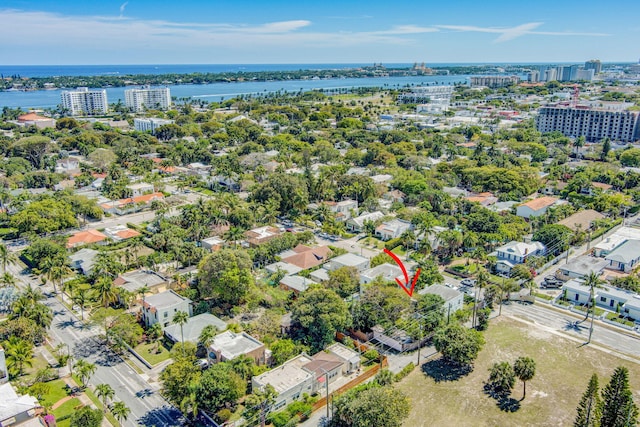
[66,229,107,248]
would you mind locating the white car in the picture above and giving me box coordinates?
[461,278,476,287]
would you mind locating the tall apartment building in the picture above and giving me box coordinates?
[536,106,640,143]
[585,59,602,74]
[125,87,171,112]
[470,76,519,88]
[398,85,454,112]
[60,87,108,116]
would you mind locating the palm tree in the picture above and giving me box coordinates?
[74,359,96,389]
[173,310,190,355]
[223,226,244,248]
[95,383,115,413]
[0,243,17,274]
[513,357,536,400]
[579,272,604,324]
[110,401,131,423]
[71,285,92,321]
[95,276,117,308]
[3,336,33,378]
[198,324,218,351]
[147,323,163,353]
[0,272,17,288]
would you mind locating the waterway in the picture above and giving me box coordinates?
[0,75,471,109]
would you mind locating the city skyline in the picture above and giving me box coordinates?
[1,0,639,65]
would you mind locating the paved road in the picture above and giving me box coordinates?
[501,301,640,359]
[8,262,182,427]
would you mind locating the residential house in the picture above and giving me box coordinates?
[163,313,227,344]
[593,227,640,257]
[126,182,155,197]
[418,284,464,314]
[0,382,40,427]
[604,240,640,273]
[281,245,331,270]
[208,331,266,365]
[66,229,108,249]
[494,241,546,274]
[54,179,76,191]
[383,190,406,204]
[142,290,192,328]
[360,263,403,284]
[557,209,605,232]
[375,218,412,241]
[562,280,640,320]
[103,225,141,241]
[327,199,358,221]
[265,262,303,277]
[280,275,318,294]
[252,355,316,411]
[310,269,331,282]
[541,180,568,195]
[245,226,281,247]
[100,192,164,215]
[69,248,98,276]
[114,269,168,296]
[465,192,498,207]
[371,325,422,352]
[325,253,369,272]
[516,196,559,219]
[201,236,225,252]
[55,157,80,174]
[371,174,393,185]
[16,112,55,129]
[556,256,608,281]
[345,211,384,233]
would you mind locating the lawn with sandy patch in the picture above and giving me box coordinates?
[397,316,640,427]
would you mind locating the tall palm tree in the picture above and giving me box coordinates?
[198,324,218,351]
[95,276,117,308]
[73,359,96,389]
[3,336,33,378]
[223,226,244,248]
[95,383,115,413]
[110,401,131,423]
[579,272,604,324]
[173,310,190,355]
[0,244,17,274]
[71,285,91,321]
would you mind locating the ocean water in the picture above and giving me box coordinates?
[0,75,473,109]
[0,63,524,78]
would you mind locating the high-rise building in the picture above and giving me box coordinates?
[470,76,519,88]
[527,70,540,83]
[585,59,602,74]
[536,106,640,143]
[60,87,108,116]
[125,87,171,112]
[574,69,595,82]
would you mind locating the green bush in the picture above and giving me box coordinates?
[394,362,415,382]
[384,238,402,251]
[363,349,379,361]
[267,411,293,427]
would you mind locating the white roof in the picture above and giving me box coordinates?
[360,263,403,282]
[349,211,384,227]
[265,262,302,276]
[144,290,190,309]
[418,284,463,303]
[496,241,545,258]
[595,235,629,253]
[253,355,314,394]
[210,331,263,360]
[280,275,318,293]
[329,253,368,267]
[0,383,39,422]
[605,239,640,264]
[164,313,227,343]
[126,182,154,190]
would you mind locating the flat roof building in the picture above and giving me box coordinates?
[61,87,108,116]
[125,87,171,112]
[208,331,266,365]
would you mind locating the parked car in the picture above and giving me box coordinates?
[461,278,476,287]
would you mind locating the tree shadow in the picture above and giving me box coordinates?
[72,337,103,358]
[483,383,521,412]
[137,406,183,426]
[563,319,584,332]
[422,357,472,382]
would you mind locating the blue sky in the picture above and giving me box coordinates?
[1,0,638,65]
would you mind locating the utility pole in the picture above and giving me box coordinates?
[417,318,423,366]
[588,296,596,344]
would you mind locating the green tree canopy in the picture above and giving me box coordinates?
[197,249,254,305]
[331,385,410,427]
[433,323,485,366]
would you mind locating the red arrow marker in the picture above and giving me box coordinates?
[383,248,421,297]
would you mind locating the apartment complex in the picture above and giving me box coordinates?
[536,106,640,143]
[133,117,174,134]
[398,85,454,112]
[60,87,108,116]
[125,87,171,112]
[470,76,519,88]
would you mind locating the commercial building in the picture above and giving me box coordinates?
[125,87,171,112]
[60,87,108,116]
[398,85,454,113]
[536,106,640,143]
[133,118,174,134]
[585,59,602,74]
[470,76,519,88]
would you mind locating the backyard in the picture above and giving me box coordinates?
[397,316,640,427]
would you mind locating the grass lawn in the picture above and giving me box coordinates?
[134,341,172,366]
[397,316,640,427]
[22,353,52,383]
[38,379,70,408]
[52,397,81,420]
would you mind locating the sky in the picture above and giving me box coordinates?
[1,0,638,65]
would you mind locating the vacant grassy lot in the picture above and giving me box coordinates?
[134,341,172,366]
[397,316,640,427]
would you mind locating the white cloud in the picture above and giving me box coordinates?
[436,22,610,42]
[119,2,128,18]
